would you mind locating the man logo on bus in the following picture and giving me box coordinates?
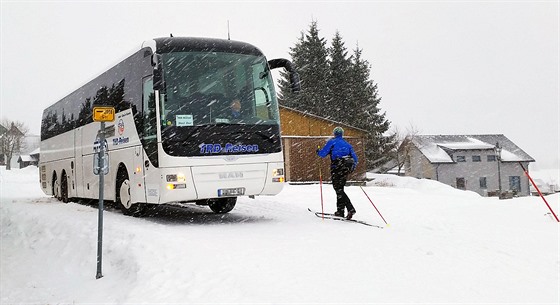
[118,119,125,135]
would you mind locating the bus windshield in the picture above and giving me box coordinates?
[158,51,282,157]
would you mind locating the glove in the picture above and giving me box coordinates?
[351,164,356,172]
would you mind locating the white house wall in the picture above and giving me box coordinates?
[407,146,436,179]
[407,147,531,196]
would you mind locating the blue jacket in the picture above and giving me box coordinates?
[317,134,358,165]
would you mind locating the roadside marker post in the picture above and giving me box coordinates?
[93,107,114,279]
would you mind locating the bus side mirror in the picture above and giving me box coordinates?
[152,54,164,91]
[268,58,301,93]
[289,72,301,93]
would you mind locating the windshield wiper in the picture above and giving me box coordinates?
[255,131,276,143]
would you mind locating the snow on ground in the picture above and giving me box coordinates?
[1,166,559,304]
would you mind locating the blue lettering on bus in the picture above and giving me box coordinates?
[199,143,259,154]
[224,143,259,153]
[213,144,222,153]
[199,143,223,154]
[112,137,129,146]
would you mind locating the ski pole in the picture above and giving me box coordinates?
[518,162,559,222]
[318,146,324,219]
[360,186,389,226]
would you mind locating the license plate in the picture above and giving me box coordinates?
[218,187,245,197]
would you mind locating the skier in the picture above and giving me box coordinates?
[316,126,358,219]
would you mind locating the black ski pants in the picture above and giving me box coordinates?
[331,164,355,214]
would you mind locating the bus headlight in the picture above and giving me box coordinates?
[166,173,187,189]
[167,183,186,190]
[166,173,186,182]
[272,168,285,183]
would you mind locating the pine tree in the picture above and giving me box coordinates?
[278,21,396,170]
[277,34,304,109]
[348,45,395,170]
[278,21,329,118]
[326,31,352,123]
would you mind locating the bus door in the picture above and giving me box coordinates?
[131,145,144,203]
[74,127,84,197]
[142,76,160,203]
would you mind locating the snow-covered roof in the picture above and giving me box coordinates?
[436,137,496,150]
[18,155,38,162]
[412,134,535,163]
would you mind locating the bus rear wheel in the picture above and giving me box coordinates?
[208,197,237,214]
[60,172,69,203]
[52,172,59,199]
[116,169,144,217]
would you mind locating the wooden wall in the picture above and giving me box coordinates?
[279,106,367,182]
[280,107,365,137]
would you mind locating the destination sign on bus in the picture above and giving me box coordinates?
[93,107,115,122]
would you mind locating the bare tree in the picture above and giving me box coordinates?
[391,124,419,175]
[0,119,28,170]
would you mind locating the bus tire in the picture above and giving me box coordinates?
[208,197,237,214]
[52,172,60,200]
[60,171,69,203]
[116,168,144,217]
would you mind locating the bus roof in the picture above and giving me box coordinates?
[153,37,264,56]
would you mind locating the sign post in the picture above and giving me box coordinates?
[92,107,114,279]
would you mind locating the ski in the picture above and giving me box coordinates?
[308,208,383,229]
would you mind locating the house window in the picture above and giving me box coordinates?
[479,177,487,189]
[509,176,521,192]
[472,155,481,162]
[487,155,496,162]
[456,178,466,190]
[456,156,466,162]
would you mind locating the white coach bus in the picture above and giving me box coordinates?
[39,37,300,216]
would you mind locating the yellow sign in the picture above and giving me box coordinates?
[93,107,115,122]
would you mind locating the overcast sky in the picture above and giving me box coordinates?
[1,1,558,169]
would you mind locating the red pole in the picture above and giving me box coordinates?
[360,186,389,225]
[518,162,559,223]
[318,147,324,219]
[319,167,324,219]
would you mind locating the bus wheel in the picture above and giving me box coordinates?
[208,197,237,214]
[60,172,69,203]
[52,172,60,200]
[116,169,144,217]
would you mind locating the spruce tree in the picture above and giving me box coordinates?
[348,45,395,170]
[277,34,304,109]
[278,21,329,118]
[326,31,352,123]
[278,21,396,171]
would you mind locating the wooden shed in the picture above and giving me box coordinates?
[279,106,367,182]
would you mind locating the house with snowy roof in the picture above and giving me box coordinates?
[403,134,535,197]
[17,147,40,169]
